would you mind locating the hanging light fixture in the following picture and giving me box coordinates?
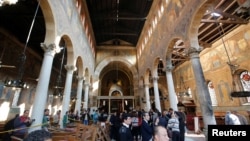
[4,0,40,89]
[178,76,189,98]
[211,10,250,97]
[53,47,65,98]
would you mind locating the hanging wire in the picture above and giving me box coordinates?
[18,0,41,80]
[56,47,65,88]
[210,8,250,97]
[212,8,238,74]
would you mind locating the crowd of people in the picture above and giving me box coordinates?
[2,107,249,141]
[107,108,187,141]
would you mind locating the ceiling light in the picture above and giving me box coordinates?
[211,12,221,17]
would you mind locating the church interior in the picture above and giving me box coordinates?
[0,0,250,138]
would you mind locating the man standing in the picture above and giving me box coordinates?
[42,109,50,131]
[141,112,153,141]
[118,113,133,141]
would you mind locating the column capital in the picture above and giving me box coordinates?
[165,66,174,72]
[65,65,77,72]
[40,43,59,56]
[139,85,144,89]
[76,76,84,81]
[84,83,90,87]
[152,76,159,81]
[144,83,150,87]
[89,85,93,90]
[186,47,202,58]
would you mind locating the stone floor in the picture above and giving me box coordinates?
[185,130,205,141]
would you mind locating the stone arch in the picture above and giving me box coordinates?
[109,86,123,96]
[188,0,214,48]
[60,35,74,66]
[84,68,90,84]
[144,68,151,85]
[152,57,164,77]
[75,56,84,77]
[40,0,56,44]
[95,56,138,98]
[165,38,186,66]
[95,57,138,78]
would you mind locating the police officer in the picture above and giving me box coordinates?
[118,113,133,141]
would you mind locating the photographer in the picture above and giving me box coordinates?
[13,110,35,139]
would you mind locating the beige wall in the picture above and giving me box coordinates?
[173,24,250,117]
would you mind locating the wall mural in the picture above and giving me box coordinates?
[218,80,233,102]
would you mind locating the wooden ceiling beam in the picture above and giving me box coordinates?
[201,19,248,24]
[99,32,138,36]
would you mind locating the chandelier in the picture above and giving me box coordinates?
[4,0,40,89]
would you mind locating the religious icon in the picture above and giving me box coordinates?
[240,71,250,91]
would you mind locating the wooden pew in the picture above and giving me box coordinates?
[96,123,110,141]
[76,124,97,141]
[0,122,5,139]
[50,123,112,141]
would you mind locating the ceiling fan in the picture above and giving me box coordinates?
[0,46,16,69]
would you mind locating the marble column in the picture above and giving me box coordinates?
[74,76,84,114]
[165,65,178,111]
[188,47,216,139]
[152,76,161,112]
[60,65,76,128]
[29,43,58,132]
[83,82,90,110]
[88,86,93,106]
[144,83,151,111]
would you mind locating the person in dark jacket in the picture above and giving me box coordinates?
[109,111,121,140]
[118,113,133,141]
[141,112,153,141]
[2,114,19,141]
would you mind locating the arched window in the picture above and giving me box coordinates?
[240,71,250,103]
[208,81,218,106]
